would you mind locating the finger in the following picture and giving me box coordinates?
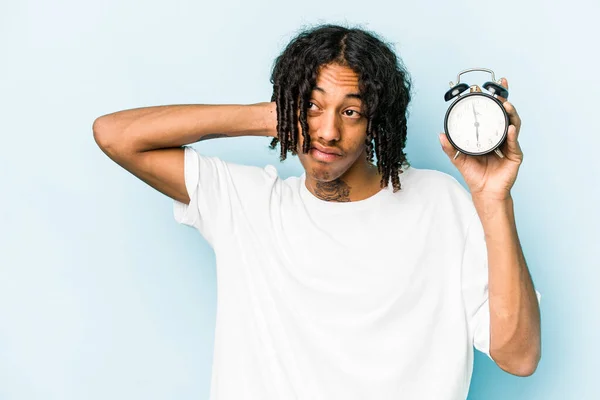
[438,133,461,164]
[495,77,509,103]
[504,124,523,160]
[503,101,521,135]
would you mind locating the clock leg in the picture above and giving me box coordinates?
[494,148,505,158]
[453,150,461,160]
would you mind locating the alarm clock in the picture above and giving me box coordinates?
[443,68,509,159]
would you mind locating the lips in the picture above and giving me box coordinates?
[311,143,342,156]
[309,147,340,162]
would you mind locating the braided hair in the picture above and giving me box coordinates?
[268,24,412,192]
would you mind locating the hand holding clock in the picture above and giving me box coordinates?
[439,78,523,201]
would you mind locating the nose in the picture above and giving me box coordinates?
[316,110,341,142]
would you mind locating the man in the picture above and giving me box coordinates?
[93,24,541,400]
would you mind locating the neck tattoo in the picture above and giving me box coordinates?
[314,180,351,202]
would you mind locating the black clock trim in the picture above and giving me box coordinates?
[443,92,509,157]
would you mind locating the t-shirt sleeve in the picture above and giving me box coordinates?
[172,145,278,247]
[461,211,541,359]
[172,146,226,245]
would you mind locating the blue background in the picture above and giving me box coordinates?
[1,0,598,398]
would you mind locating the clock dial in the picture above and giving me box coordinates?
[445,94,507,154]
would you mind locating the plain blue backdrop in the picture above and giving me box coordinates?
[1,0,598,398]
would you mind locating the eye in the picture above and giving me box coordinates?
[307,101,317,109]
[343,109,361,117]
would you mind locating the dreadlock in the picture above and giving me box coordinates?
[268,24,412,192]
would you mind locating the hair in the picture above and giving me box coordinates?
[268,24,412,192]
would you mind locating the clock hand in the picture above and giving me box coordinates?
[472,104,482,121]
[472,104,480,144]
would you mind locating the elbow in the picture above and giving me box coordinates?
[93,116,132,158]
[93,116,115,153]
[504,358,540,377]
[491,347,541,377]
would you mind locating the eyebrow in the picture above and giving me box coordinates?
[313,86,362,100]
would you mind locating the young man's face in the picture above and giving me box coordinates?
[296,63,371,183]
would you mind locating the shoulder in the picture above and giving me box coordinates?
[402,166,469,197]
[182,146,282,206]
[186,146,279,182]
[399,166,475,217]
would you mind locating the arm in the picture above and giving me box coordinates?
[93,103,278,203]
[473,194,541,376]
[439,78,541,376]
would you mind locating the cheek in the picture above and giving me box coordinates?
[349,135,368,153]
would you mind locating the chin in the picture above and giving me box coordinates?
[310,170,336,182]
[306,163,348,182]
[298,150,354,182]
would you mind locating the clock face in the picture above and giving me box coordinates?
[445,93,508,155]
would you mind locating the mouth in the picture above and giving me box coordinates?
[309,147,341,162]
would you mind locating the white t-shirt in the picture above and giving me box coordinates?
[173,146,499,399]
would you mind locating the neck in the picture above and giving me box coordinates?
[305,162,382,202]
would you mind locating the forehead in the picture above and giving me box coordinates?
[313,63,360,93]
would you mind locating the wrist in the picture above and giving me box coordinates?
[472,194,514,222]
[256,101,278,138]
[471,187,513,202]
